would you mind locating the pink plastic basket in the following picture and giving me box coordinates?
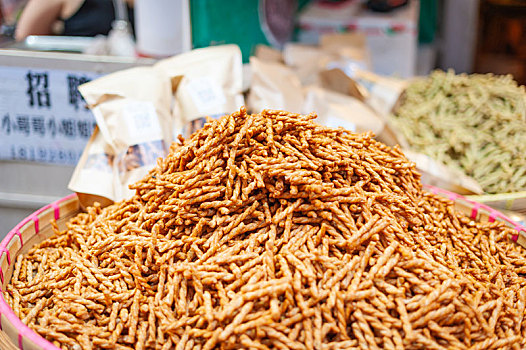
[0,188,525,349]
[0,194,78,350]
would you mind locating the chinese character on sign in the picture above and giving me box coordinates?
[77,120,93,139]
[59,118,76,138]
[26,71,51,108]
[31,116,45,136]
[66,74,91,110]
[1,114,11,135]
[47,118,57,137]
[16,115,30,136]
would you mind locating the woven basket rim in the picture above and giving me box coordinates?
[426,185,526,240]
[0,194,76,350]
[467,190,526,202]
[0,188,525,349]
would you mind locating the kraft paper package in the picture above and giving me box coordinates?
[254,44,283,63]
[319,68,367,102]
[247,56,304,114]
[247,54,383,135]
[247,55,481,195]
[282,32,371,86]
[352,68,409,118]
[154,45,245,138]
[68,127,116,209]
[317,67,407,122]
[282,44,336,86]
[78,66,173,201]
[302,86,384,135]
[282,32,408,121]
[320,32,372,75]
[247,55,383,135]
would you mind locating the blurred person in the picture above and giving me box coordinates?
[15,0,133,41]
[1,0,24,40]
[2,0,26,25]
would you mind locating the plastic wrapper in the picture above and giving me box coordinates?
[403,150,483,195]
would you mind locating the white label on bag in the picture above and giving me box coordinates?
[123,101,163,144]
[325,116,356,132]
[185,76,227,115]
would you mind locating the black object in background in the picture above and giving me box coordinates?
[63,0,134,37]
[367,0,409,12]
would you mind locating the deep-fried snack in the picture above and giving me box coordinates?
[6,108,526,349]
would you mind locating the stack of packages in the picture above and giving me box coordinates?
[250,36,526,219]
[70,37,410,209]
[69,45,244,208]
[249,33,385,135]
[69,39,526,218]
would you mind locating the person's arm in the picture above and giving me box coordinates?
[15,0,64,41]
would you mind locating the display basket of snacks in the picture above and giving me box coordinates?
[0,194,79,350]
[390,70,526,215]
[1,109,526,349]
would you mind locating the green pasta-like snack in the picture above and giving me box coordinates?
[391,70,526,194]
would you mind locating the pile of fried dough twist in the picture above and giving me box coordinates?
[6,108,526,350]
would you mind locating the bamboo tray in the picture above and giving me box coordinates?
[0,188,525,349]
[0,194,78,350]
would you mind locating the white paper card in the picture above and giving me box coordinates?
[185,76,227,116]
[123,101,163,144]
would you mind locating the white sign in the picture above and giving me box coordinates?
[0,66,101,165]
